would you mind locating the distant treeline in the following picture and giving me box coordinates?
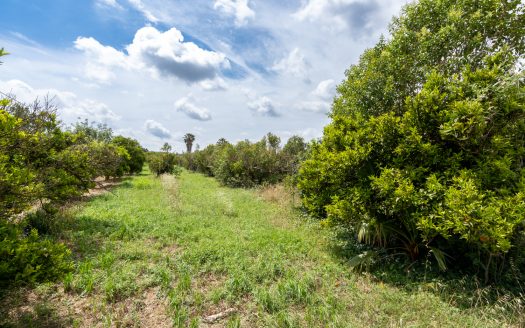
[176,133,308,188]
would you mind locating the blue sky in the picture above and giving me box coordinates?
[0,0,409,151]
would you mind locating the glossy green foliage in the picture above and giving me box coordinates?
[297,0,525,278]
[0,100,96,217]
[0,220,73,287]
[0,101,141,287]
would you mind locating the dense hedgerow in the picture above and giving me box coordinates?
[178,133,307,188]
[297,0,525,282]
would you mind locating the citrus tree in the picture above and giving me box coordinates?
[297,0,525,281]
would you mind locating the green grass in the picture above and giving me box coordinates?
[1,169,523,327]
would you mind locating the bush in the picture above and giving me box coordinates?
[111,136,146,175]
[0,99,95,216]
[297,0,525,281]
[147,152,180,176]
[0,220,73,287]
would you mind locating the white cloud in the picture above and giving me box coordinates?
[175,95,212,121]
[127,26,229,82]
[127,0,159,22]
[145,119,171,139]
[312,79,336,100]
[75,26,230,84]
[296,101,330,113]
[293,0,401,35]
[199,78,228,91]
[248,96,279,117]
[294,79,336,113]
[272,48,310,81]
[294,0,344,23]
[0,79,120,123]
[213,0,255,26]
[293,0,366,32]
[96,0,123,9]
[74,37,130,83]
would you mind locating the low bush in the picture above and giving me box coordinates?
[0,220,73,287]
[147,152,180,176]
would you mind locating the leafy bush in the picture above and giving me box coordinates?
[0,99,95,216]
[111,136,146,175]
[297,0,525,281]
[0,220,73,287]
[147,152,180,176]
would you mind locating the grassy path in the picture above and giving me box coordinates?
[1,171,519,327]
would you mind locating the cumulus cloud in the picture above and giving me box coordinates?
[0,79,120,123]
[247,96,279,117]
[127,26,229,82]
[57,96,121,123]
[74,37,130,83]
[75,26,230,84]
[272,48,310,82]
[145,119,171,139]
[175,95,212,121]
[213,0,255,26]
[312,79,336,100]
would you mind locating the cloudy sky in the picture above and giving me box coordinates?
[0,0,409,151]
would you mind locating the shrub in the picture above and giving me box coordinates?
[297,0,525,281]
[147,152,180,176]
[0,220,73,287]
[112,136,146,175]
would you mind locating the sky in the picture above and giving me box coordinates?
[0,0,410,152]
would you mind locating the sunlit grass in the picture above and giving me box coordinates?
[1,169,522,327]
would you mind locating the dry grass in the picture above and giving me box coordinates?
[1,285,171,328]
[258,183,301,208]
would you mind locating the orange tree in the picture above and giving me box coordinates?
[297,0,525,282]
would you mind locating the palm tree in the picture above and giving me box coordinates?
[161,142,172,153]
[183,133,195,153]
